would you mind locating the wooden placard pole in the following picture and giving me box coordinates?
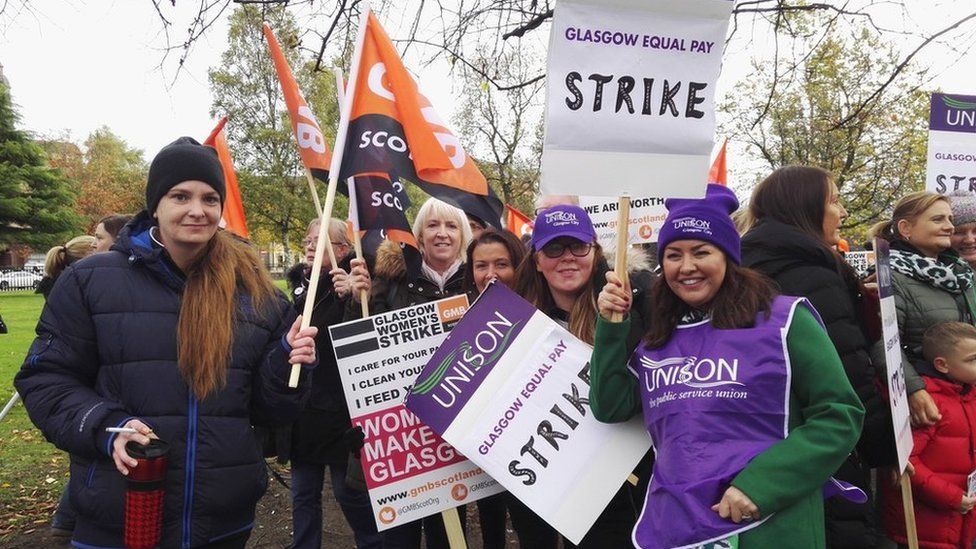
[609,195,631,323]
[287,4,370,388]
[901,473,919,549]
[441,507,468,549]
[332,66,369,317]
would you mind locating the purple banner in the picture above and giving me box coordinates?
[405,283,537,434]
[929,93,976,134]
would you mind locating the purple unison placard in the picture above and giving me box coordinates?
[404,282,536,435]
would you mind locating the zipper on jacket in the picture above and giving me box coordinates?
[182,392,199,549]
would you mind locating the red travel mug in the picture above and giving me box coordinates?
[123,439,169,549]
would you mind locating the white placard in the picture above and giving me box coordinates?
[579,195,668,245]
[329,295,503,530]
[874,239,914,473]
[925,93,976,195]
[541,0,732,198]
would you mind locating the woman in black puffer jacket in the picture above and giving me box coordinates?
[741,166,891,549]
[15,137,317,549]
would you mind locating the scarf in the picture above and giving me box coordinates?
[421,259,462,292]
[888,248,974,294]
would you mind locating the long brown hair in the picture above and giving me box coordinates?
[870,191,950,245]
[177,230,278,399]
[750,166,831,241]
[644,259,777,349]
[749,165,857,280]
[514,243,605,344]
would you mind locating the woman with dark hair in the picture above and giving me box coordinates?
[463,228,526,296]
[740,165,890,547]
[93,213,134,253]
[509,205,652,549]
[869,191,976,427]
[590,184,863,548]
[460,228,526,549]
[15,136,318,549]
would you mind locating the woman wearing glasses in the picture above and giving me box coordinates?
[510,204,653,548]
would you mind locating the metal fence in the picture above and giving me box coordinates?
[0,267,44,292]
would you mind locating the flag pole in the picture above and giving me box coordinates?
[302,167,338,270]
[288,2,371,388]
[334,67,369,317]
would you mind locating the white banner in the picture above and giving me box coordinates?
[330,296,503,531]
[405,284,651,543]
[844,250,875,277]
[579,195,668,246]
[541,0,732,198]
[925,93,976,194]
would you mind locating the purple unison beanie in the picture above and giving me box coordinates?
[531,205,597,251]
[949,190,976,227]
[657,184,741,264]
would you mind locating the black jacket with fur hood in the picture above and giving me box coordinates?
[347,240,466,319]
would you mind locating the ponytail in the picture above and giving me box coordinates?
[44,235,96,277]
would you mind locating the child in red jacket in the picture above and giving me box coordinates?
[885,321,976,549]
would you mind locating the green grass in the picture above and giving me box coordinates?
[0,291,63,539]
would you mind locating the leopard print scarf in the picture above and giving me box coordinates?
[888,249,974,294]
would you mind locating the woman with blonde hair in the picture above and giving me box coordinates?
[344,196,472,548]
[35,235,96,298]
[869,191,976,428]
[15,137,318,549]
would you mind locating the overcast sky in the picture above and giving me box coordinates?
[1,1,974,164]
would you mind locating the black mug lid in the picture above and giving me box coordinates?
[125,438,169,460]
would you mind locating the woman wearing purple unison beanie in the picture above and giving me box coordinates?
[510,204,653,548]
[15,137,318,549]
[590,184,863,548]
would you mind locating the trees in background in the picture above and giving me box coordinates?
[0,83,81,252]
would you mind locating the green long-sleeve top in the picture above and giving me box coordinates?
[589,307,864,548]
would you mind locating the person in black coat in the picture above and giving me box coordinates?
[15,137,317,549]
[741,165,891,548]
[286,218,381,549]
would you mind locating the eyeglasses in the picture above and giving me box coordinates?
[540,241,592,259]
[303,239,348,249]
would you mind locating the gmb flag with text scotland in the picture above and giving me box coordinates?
[339,12,503,228]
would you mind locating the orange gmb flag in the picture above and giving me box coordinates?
[203,117,249,239]
[505,205,533,238]
[708,138,728,186]
[263,23,332,181]
[339,11,503,227]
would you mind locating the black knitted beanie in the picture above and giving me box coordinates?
[145,137,225,214]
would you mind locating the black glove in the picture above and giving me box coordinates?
[343,426,365,458]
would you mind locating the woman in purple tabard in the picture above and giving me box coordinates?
[589,184,864,549]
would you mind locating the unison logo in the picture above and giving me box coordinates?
[411,311,522,407]
[639,355,743,391]
[942,95,976,127]
[672,216,710,231]
[544,211,578,225]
